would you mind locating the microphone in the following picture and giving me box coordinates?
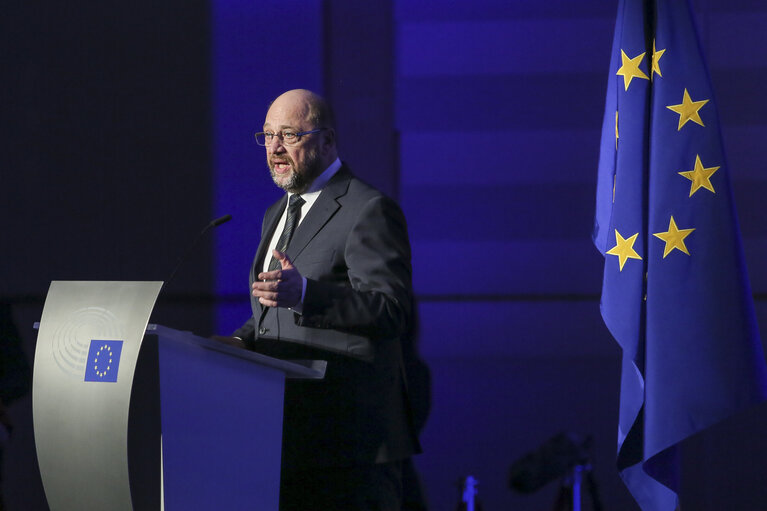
[210,214,232,227]
[163,214,232,291]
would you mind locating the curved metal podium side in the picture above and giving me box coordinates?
[33,281,162,511]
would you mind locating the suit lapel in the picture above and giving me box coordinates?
[286,166,352,261]
[251,195,287,284]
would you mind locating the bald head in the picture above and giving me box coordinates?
[269,89,336,133]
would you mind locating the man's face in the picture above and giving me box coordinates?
[263,94,325,194]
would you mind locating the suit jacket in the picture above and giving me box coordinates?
[233,166,420,470]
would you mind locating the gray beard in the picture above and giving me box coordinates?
[270,151,324,194]
[272,168,308,194]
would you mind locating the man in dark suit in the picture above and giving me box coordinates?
[224,89,420,510]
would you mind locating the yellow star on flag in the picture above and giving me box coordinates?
[651,39,665,80]
[678,155,719,196]
[606,230,642,271]
[653,216,695,258]
[667,88,709,130]
[616,50,650,91]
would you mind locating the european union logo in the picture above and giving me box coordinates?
[84,340,123,382]
[593,0,767,509]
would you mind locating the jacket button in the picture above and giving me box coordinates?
[258,327,267,335]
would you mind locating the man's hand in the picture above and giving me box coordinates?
[253,250,303,308]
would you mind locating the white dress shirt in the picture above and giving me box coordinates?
[262,158,343,312]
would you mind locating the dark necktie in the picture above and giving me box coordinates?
[268,194,305,272]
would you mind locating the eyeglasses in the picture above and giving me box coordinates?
[254,128,325,146]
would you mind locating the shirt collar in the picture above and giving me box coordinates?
[303,157,342,195]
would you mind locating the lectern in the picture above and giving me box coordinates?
[32,281,325,510]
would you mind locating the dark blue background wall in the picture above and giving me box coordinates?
[2,1,213,508]
[3,1,767,510]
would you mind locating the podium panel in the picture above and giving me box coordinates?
[33,281,162,511]
[33,282,325,510]
[152,325,286,510]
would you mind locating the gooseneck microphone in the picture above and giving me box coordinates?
[210,214,233,227]
[163,214,232,291]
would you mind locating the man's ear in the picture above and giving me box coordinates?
[322,128,336,152]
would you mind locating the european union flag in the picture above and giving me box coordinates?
[84,340,123,383]
[593,1,767,509]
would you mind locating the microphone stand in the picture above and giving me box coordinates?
[162,214,231,293]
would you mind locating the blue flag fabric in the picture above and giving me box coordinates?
[593,1,767,509]
[84,340,124,383]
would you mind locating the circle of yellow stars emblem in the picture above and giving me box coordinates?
[93,344,115,378]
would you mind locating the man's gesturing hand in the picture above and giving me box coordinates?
[253,250,303,308]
